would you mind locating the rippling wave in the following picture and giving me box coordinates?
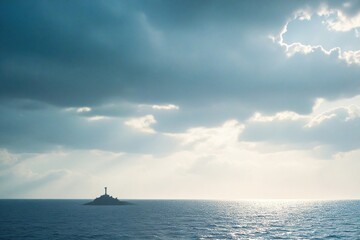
[1,200,359,239]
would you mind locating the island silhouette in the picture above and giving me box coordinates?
[84,187,131,205]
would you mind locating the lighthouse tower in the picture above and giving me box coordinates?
[104,187,108,195]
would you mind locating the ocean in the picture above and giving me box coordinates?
[0,200,359,239]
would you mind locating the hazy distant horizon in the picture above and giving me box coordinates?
[1,0,360,199]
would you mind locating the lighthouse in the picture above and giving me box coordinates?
[85,187,130,205]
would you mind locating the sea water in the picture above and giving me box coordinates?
[0,200,359,239]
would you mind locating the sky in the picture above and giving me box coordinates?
[1,0,360,199]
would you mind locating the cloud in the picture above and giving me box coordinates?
[318,5,360,32]
[125,115,157,133]
[0,148,19,167]
[2,0,359,121]
[2,132,360,199]
[1,1,360,198]
[0,99,179,154]
[305,110,337,128]
[167,120,244,152]
[250,111,306,122]
[272,4,360,65]
[86,115,108,121]
[242,97,360,154]
[76,107,91,113]
[1,0,360,154]
[152,104,179,110]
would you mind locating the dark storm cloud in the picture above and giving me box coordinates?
[1,0,360,152]
[2,0,358,109]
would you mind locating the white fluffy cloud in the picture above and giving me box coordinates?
[76,107,91,113]
[250,111,306,123]
[243,95,360,153]
[124,115,157,133]
[152,104,179,110]
[318,5,360,32]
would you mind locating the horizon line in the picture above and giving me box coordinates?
[1,198,359,201]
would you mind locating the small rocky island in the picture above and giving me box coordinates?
[84,187,131,206]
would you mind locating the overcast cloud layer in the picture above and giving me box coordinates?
[1,0,360,199]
